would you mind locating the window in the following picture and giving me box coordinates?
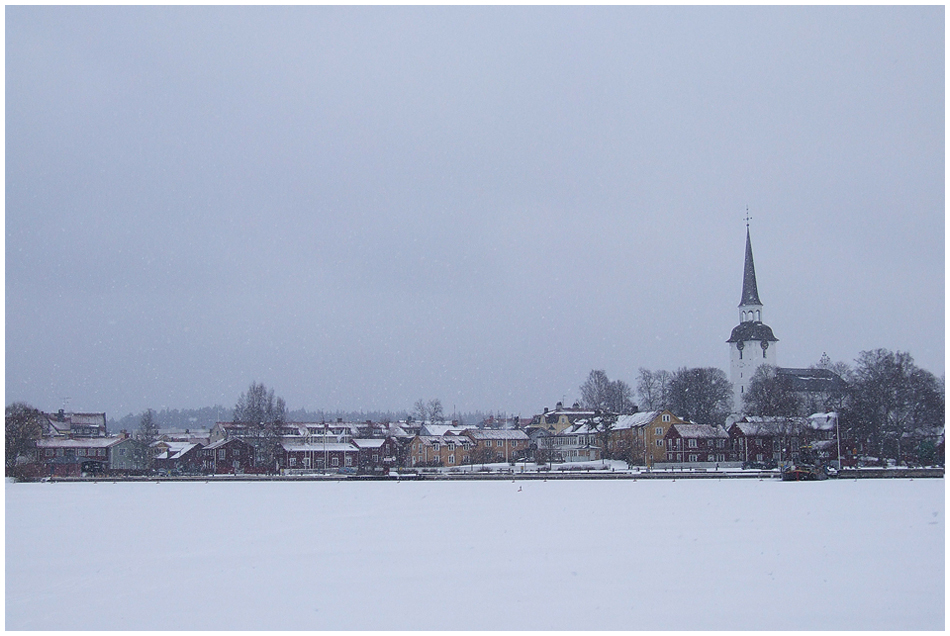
[448,443,455,451]
[497,440,504,447]
[372,454,379,463]
[689,454,698,462]
[218,449,226,459]
[331,457,339,467]
[688,439,697,448]
[656,439,664,447]
[655,427,663,436]
[345,456,352,467]
[290,457,297,467]
[662,414,670,423]
[448,454,455,465]
[119,448,126,456]
[77,448,86,456]
[433,443,440,451]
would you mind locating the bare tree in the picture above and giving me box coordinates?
[412,398,444,424]
[6,402,43,478]
[233,382,287,472]
[580,370,612,411]
[428,399,445,423]
[846,349,944,465]
[667,367,733,427]
[581,370,635,413]
[743,365,801,416]
[637,368,672,411]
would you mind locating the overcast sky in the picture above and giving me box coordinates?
[6,6,944,419]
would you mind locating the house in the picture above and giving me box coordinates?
[728,416,809,467]
[535,402,598,434]
[109,437,153,474]
[352,437,402,473]
[41,410,108,438]
[536,423,600,463]
[465,429,530,464]
[202,438,256,474]
[33,437,120,477]
[662,423,737,468]
[608,410,685,467]
[281,442,359,472]
[152,441,205,474]
[32,435,151,476]
[409,434,474,468]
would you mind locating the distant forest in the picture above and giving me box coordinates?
[107,406,499,433]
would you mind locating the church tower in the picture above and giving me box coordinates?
[727,223,778,412]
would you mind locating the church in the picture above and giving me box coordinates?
[726,223,843,413]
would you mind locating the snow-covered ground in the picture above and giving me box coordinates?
[6,477,943,630]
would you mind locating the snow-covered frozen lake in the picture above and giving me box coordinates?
[6,477,944,630]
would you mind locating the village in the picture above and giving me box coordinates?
[16,403,876,480]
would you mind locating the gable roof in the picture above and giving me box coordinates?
[730,416,806,436]
[668,423,729,439]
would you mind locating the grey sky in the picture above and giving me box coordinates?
[6,6,944,419]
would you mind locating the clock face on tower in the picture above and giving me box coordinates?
[761,340,769,351]
[736,340,744,351]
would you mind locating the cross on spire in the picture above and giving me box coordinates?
[744,205,752,229]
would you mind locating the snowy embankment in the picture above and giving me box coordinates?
[6,478,943,630]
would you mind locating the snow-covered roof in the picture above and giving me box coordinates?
[669,424,728,439]
[281,443,357,453]
[166,443,200,459]
[464,429,529,440]
[421,424,465,436]
[351,438,386,449]
[807,412,838,431]
[204,437,253,451]
[731,417,805,436]
[612,411,665,430]
[36,437,123,448]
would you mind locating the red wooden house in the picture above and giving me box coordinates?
[281,442,359,472]
[664,423,737,465]
[352,437,401,473]
[202,438,256,474]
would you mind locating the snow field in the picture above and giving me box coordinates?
[5,477,944,630]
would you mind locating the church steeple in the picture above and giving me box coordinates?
[727,214,778,412]
[739,227,762,310]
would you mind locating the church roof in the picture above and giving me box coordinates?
[739,228,762,307]
[726,321,779,343]
[776,368,845,393]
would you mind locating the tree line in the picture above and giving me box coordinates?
[578,348,944,466]
[6,348,944,476]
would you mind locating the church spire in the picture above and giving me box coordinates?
[739,226,762,308]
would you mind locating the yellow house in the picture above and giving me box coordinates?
[608,410,685,467]
[536,402,597,435]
